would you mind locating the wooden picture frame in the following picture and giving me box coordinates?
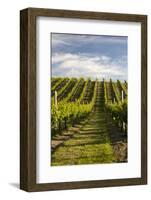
[20,7,147,192]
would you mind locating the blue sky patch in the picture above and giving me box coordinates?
[51,33,128,81]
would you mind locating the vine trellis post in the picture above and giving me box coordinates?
[121,90,124,102]
[54,90,58,109]
[121,90,125,132]
[54,90,58,130]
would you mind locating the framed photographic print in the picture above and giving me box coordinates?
[20,8,147,191]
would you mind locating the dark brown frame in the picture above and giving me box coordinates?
[20,7,147,192]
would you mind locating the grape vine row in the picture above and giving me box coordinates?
[51,77,127,137]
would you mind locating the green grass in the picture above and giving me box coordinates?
[52,144,115,166]
[51,110,116,166]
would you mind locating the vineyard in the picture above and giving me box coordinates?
[51,77,128,166]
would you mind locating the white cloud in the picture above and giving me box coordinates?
[51,38,70,47]
[52,53,127,81]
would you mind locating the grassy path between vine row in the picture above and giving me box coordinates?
[51,82,127,166]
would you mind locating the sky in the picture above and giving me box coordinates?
[51,33,128,81]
